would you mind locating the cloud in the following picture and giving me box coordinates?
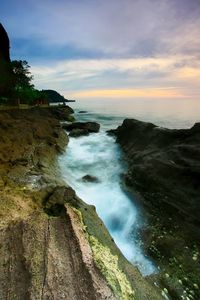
[31,55,200,98]
[1,0,199,100]
[1,0,200,60]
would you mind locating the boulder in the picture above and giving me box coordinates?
[63,121,100,133]
[82,175,100,183]
[69,129,89,137]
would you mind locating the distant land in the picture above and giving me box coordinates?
[43,89,76,103]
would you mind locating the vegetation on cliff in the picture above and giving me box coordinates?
[0,23,48,106]
[42,89,69,103]
[0,108,162,299]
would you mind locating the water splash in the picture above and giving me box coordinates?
[59,121,156,276]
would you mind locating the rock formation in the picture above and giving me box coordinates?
[113,118,200,223]
[0,108,162,300]
[0,23,10,62]
[112,118,200,299]
[63,121,100,137]
[63,121,100,132]
[0,23,13,97]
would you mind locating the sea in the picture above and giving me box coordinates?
[58,98,200,276]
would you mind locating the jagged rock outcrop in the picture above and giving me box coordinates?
[0,23,13,96]
[63,121,100,134]
[113,119,200,223]
[0,109,162,300]
[112,118,200,300]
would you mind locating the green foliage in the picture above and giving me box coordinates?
[11,60,33,91]
[15,88,40,104]
[0,97,8,105]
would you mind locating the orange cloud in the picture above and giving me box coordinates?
[68,88,184,99]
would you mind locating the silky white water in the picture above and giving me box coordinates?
[59,111,156,276]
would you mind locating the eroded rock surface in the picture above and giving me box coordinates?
[113,119,200,222]
[112,118,200,300]
[0,110,162,300]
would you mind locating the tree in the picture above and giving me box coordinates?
[11,60,34,91]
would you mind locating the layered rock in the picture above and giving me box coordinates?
[0,109,162,300]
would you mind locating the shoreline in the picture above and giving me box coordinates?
[111,118,200,300]
[0,107,162,299]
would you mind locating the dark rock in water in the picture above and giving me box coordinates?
[113,118,200,300]
[63,121,100,133]
[114,118,200,223]
[78,110,88,114]
[69,128,89,137]
[82,175,100,183]
[106,129,117,136]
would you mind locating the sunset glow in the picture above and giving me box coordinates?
[69,88,184,99]
[0,0,199,101]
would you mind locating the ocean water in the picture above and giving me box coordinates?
[59,98,199,276]
[68,97,200,129]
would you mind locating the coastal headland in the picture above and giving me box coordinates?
[0,106,162,300]
[111,118,200,300]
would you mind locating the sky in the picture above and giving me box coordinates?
[0,0,200,100]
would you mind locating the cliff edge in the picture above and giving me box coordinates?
[0,23,13,96]
[112,118,200,300]
[0,109,161,300]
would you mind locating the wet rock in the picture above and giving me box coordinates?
[78,110,88,113]
[69,128,89,137]
[113,118,200,300]
[114,118,200,223]
[63,121,100,133]
[82,175,100,183]
[0,110,162,300]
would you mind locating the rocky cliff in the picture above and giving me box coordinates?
[0,23,13,96]
[113,119,200,223]
[0,23,10,62]
[0,108,162,300]
[112,119,200,300]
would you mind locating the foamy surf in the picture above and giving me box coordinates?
[59,113,156,276]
